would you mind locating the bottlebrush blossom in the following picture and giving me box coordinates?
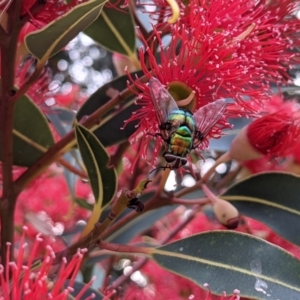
[145,0,300,76]
[0,227,94,300]
[142,0,300,111]
[126,0,300,165]
[248,110,300,156]
[126,27,234,164]
[230,98,300,161]
[186,0,300,88]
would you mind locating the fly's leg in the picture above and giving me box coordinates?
[146,130,171,144]
[192,130,204,149]
[149,164,170,174]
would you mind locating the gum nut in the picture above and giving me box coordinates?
[213,199,239,229]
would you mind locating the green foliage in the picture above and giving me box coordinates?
[0,95,54,167]
[75,123,117,237]
[76,71,143,146]
[84,2,136,56]
[25,0,107,61]
[222,172,300,245]
[152,231,300,300]
[75,123,117,207]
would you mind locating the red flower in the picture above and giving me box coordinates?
[126,0,300,165]
[230,98,300,160]
[145,0,300,82]
[141,0,300,110]
[185,0,300,114]
[247,110,300,157]
[0,227,94,300]
[126,26,234,164]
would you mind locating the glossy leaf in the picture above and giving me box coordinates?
[151,231,300,299]
[75,197,93,211]
[25,0,107,61]
[84,2,136,56]
[0,95,54,166]
[47,108,79,196]
[75,123,117,205]
[221,172,300,246]
[76,71,143,146]
[75,123,117,237]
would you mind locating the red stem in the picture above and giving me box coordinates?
[0,0,23,264]
[98,240,150,255]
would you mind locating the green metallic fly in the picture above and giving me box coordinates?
[149,77,227,170]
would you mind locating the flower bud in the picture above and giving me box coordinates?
[230,109,300,161]
[213,199,239,229]
[229,125,263,161]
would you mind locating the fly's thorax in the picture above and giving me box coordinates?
[168,109,196,134]
[175,126,192,138]
[168,109,185,126]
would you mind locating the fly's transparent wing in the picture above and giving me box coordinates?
[193,99,227,147]
[149,77,179,125]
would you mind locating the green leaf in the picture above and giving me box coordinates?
[25,0,107,61]
[221,172,300,246]
[75,123,117,237]
[47,108,80,197]
[76,71,143,146]
[75,197,93,211]
[75,123,117,205]
[0,95,55,167]
[151,231,300,299]
[84,2,136,56]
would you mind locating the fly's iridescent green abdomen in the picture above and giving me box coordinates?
[166,110,195,157]
[148,77,227,171]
